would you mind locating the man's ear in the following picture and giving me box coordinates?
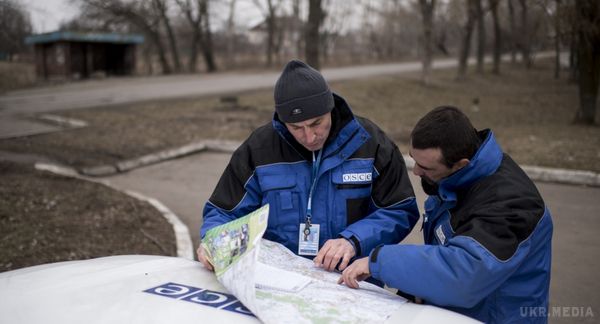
[452,158,470,172]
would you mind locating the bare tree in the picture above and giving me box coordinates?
[432,1,462,57]
[291,0,303,58]
[199,0,215,71]
[475,0,485,74]
[253,0,281,67]
[508,0,517,63]
[81,0,172,74]
[537,0,563,78]
[573,0,600,125]
[176,0,217,72]
[561,0,578,82]
[0,0,32,61]
[306,0,325,69]
[358,1,421,62]
[225,0,238,66]
[554,0,561,79]
[153,0,182,73]
[518,0,532,68]
[321,0,354,64]
[559,1,578,82]
[457,0,477,80]
[489,0,501,74]
[419,0,436,85]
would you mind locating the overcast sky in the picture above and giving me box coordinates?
[22,0,359,36]
[24,0,80,33]
[22,0,265,34]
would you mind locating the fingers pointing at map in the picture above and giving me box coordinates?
[313,238,355,271]
[338,257,371,289]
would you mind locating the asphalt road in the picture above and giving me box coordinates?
[0,60,451,115]
[0,60,442,138]
[105,151,599,324]
[0,53,554,139]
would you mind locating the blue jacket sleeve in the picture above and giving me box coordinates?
[340,198,419,257]
[340,140,419,256]
[368,235,532,308]
[200,144,263,238]
[200,175,262,238]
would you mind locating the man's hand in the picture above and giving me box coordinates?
[313,238,355,271]
[196,245,214,271]
[337,257,370,289]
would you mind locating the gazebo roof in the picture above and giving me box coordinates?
[25,31,144,45]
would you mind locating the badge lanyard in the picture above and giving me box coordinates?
[304,149,322,240]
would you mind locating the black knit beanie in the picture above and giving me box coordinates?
[274,60,334,123]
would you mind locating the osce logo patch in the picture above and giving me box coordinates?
[144,282,254,317]
[342,173,372,183]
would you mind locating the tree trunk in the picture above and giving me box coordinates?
[518,0,532,68]
[292,0,302,58]
[150,31,172,74]
[189,30,200,73]
[490,0,501,74]
[457,0,477,80]
[569,31,578,82]
[265,0,276,67]
[177,0,198,72]
[508,0,517,64]
[554,0,561,79]
[200,0,217,72]
[225,0,237,67]
[574,0,600,124]
[419,0,436,85]
[306,0,323,70]
[274,23,284,65]
[475,0,485,74]
[177,0,216,73]
[154,0,182,73]
[266,16,274,67]
[143,43,154,75]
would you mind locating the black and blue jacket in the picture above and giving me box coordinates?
[201,94,419,258]
[369,130,553,323]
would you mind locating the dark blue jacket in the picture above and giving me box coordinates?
[369,130,553,323]
[201,94,419,257]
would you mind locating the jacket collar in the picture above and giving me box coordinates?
[437,129,503,201]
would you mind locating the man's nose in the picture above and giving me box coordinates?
[304,128,316,143]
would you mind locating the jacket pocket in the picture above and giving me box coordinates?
[260,174,296,191]
[336,183,371,190]
[331,167,373,229]
[258,174,300,234]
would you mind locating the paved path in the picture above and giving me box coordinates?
[104,151,599,324]
[0,60,446,116]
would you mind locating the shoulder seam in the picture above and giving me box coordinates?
[453,209,550,263]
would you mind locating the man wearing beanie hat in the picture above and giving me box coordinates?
[198,60,419,274]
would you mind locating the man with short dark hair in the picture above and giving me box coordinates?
[340,106,553,323]
[198,60,419,273]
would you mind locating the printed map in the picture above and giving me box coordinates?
[255,240,406,324]
[201,205,407,323]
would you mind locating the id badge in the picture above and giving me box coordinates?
[298,223,320,256]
